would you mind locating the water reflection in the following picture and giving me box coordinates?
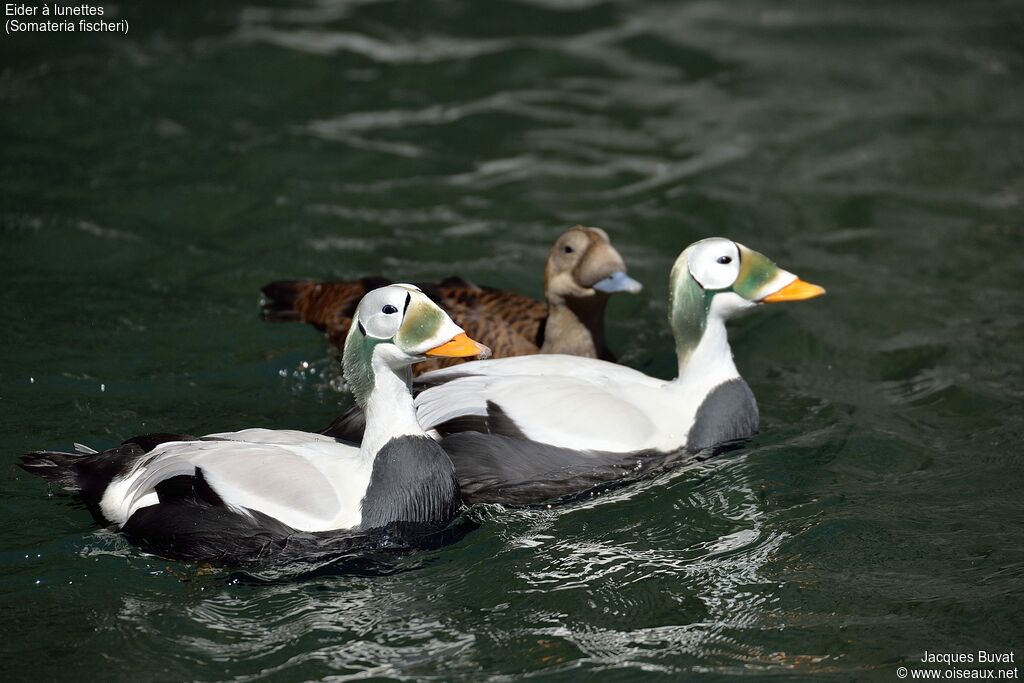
[91,458,800,678]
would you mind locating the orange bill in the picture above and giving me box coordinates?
[425,332,491,358]
[761,278,826,303]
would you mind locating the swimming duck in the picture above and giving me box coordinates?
[404,238,825,504]
[20,285,489,564]
[260,226,641,376]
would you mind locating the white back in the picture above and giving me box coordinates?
[414,355,706,453]
[100,432,372,532]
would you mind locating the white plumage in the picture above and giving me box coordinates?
[100,435,373,532]
[411,239,825,457]
[415,354,725,453]
[34,284,493,554]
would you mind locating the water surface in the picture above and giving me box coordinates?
[2,0,1022,679]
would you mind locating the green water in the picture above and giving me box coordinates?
[2,0,1023,679]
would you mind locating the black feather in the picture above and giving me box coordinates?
[359,436,460,529]
[121,500,306,565]
[411,372,473,395]
[121,500,470,567]
[433,400,525,438]
[18,451,86,491]
[21,442,151,524]
[440,432,695,505]
[152,467,224,507]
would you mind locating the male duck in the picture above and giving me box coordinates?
[400,238,825,504]
[261,226,642,375]
[20,285,489,564]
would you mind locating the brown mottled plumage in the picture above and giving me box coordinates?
[260,226,638,375]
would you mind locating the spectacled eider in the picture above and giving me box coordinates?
[20,285,489,564]
[326,238,825,505]
[260,226,642,375]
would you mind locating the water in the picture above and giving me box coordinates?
[2,0,1022,679]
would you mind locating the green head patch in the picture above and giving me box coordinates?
[341,284,467,406]
[732,244,781,300]
[394,299,447,350]
[342,325,382,408]
[669,249,712,362]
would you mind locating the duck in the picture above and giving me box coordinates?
[386,238,825,504]
[260,225,642,376]
[19,285,489,564]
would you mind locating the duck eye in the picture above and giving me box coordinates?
[382,304,398,314]
[717,256,732,265]
[563,246,574,254]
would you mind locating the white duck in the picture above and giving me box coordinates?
[20,285,489,564]
[404,238,825,503]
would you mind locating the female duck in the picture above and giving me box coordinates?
[413,238,826,503]
[20,285,488,563]
[261,226,641,375]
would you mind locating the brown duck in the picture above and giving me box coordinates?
[261,226,642,375]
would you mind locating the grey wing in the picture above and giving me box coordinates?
[685,379,759,452]
[441,432,688,505]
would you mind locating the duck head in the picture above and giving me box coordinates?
[544,226,642,304]
[669,237,825,368]
[343,284,490,408]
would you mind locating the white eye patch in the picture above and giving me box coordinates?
[688,238,740,290]
[357,286,411,339]
[362,310,401,339]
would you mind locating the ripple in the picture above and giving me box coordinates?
[5,0,1024,678]
[236,26,513,62]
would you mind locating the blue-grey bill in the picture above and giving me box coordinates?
[592,271,643,294]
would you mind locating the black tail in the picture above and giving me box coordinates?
[19,450,85,491]
[20,434,196,524]
[260,280,312,322]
